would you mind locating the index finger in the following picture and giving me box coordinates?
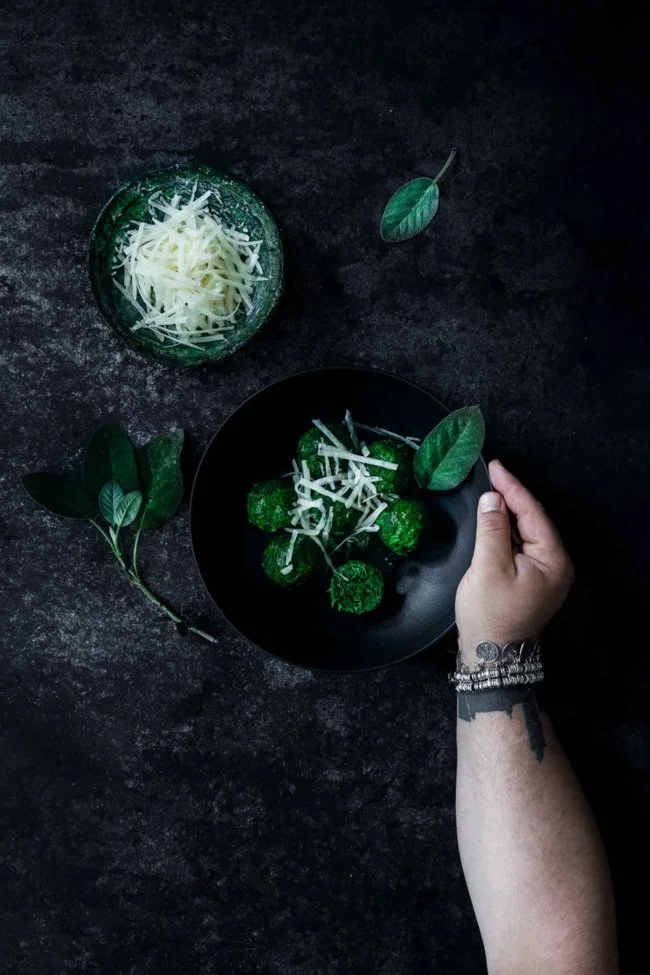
[488,460,565,567]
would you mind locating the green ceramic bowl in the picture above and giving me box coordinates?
[88,165,284,366]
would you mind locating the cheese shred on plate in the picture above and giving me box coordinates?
[112,187,266,349]
[282,415,405,573]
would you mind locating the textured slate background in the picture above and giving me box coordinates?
[1,1,648,972]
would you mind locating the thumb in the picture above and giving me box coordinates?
[472,492,514,571]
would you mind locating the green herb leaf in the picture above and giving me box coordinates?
[414,406,485,491]
[99,480,124,524]
[115,490,142,528]
[23,473,96,520]
[84,425,139,503]
[380,178,439,242]
[380,147,457,243]
[137,431,184,531]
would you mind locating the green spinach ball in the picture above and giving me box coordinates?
[329,560,384,614]
[327,499,360,538]
[247,478,294,532]
[377,497,425,555]
[367,439,413,494]
[262,534,316,586]
[296,423,351,477]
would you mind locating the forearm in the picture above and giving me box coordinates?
[456,690,618,975]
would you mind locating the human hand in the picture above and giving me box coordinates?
[455,460,574,665]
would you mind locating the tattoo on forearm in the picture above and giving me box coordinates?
[458,687,546,762]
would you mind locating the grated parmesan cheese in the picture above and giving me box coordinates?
[113,187,265,349]
[285,530,298,566]
[284,414,410,560]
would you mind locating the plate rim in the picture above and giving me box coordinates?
[189,364,490,673]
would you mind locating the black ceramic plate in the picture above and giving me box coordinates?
[190,367,490,672]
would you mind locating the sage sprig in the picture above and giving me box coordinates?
[380,147,457,242]
[23,425,217,645]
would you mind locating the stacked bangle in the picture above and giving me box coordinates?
[452,671,544,692]
[450,638,543,693]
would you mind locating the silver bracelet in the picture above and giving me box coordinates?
[461,660,543,680]
[454,672,544,692]
[450,639,543,693]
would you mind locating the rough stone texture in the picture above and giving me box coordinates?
[1,1,648,972]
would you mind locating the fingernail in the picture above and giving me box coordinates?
[480,492,502,512]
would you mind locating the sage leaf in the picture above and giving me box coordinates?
[137,431,184,531]
[414,406,485,491]
[23,473,96,520]
[99,480,124,524]
[380,147,457,243]
[84,425,139,503]
[115,490,142,528]
[381,178,439,242]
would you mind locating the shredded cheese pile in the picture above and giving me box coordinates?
[282,414,402,575]
[113,187,265,349]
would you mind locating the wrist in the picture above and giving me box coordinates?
[451,638,545,723]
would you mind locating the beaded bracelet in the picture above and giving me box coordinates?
[450,638,543,694]
[453,672,544,693]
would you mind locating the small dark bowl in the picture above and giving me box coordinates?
[88,164,283,366]
[190,367,490,672]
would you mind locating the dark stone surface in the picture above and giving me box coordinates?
[1,1,648,972]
